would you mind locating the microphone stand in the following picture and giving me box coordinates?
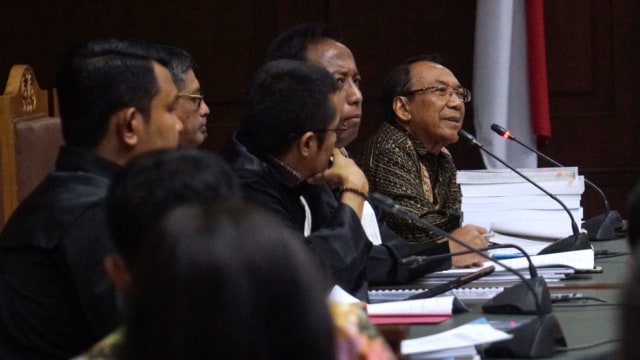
[458,129,591,255]
[368,192,566,358]
[490,123,624,241]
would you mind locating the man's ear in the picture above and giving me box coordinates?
[393,96,412,123]
[113,107,142,146]
[297,131,317,157]
[104,254,133,295]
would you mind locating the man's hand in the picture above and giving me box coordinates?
[306,149,367,189]
[306,149,368,218]
[449,224,489,267]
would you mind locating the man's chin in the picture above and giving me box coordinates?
[337,130,359,149]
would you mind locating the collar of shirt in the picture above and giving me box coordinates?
[390,122,450,159]
[55,145,121,180]
[267,155,305,187]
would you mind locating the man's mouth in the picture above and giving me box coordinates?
[342,114,362,127]
[442,117,461,125]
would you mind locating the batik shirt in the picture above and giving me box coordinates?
[357,122,462,245]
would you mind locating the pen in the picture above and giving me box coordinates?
[492,253,525,260]
[404,265,496,300]
[483,231,496,238]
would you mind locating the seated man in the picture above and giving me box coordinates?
[224,59,371,300]
[0,38,182,359]
[79,148,394,360]
[265,23,447,282]
[160,44,211,148]
[357,55,488,267]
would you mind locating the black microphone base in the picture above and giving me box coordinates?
[538,232,591,255]
[482,277,552,315]
[482,313,566,358]
[582,210,625,241]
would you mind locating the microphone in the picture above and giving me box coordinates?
[490,123,625,241]
[402,243,539,280]
[458,129,591,255]
[368,192,566,357]
[369,192,547,314]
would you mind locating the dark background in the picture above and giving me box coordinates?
[2,0,638,219]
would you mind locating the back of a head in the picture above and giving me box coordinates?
[265,22,339,62]
[56,38,167,149]
[628,182,640,255]
[621,264,640,359]
[106,148,242,269]
[238,59,339,156]
[123,202,335,359]
[382,54,446,124]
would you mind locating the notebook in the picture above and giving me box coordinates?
[368,287,504,303]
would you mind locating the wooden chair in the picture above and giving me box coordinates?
[0,64,64,227]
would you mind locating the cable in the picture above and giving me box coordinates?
[553,300,619,308]
[595,251,630,260]
[555,338,621,352]
[551,295,612,304]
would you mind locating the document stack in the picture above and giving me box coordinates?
[457,167,585,240]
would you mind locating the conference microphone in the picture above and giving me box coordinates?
[368,192,566,358]
[458,129,591,255]
[490,123,625,241]
[402,243,539,280]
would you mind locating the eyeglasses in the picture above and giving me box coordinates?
[402,84,471,103]
[177,92,204,108]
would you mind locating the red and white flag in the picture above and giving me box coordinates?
[472,0,551,169]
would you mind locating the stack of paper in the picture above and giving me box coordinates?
[418,248,595,283]
[366,296,457,325]
[457,167,585,239]
[401,318,512,359]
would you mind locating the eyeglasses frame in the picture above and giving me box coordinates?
[401,84,472,103]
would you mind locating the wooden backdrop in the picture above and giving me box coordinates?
[1,0,638,219]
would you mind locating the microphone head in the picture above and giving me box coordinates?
[490,123,511,139]
[457,129,482,148]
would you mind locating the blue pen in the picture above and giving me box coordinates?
[492,253,525,260]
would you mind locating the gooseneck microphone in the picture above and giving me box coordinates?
[490,123,625,241]
[458,129,591,255]
[368,192,566,357]
[369,192,548,314]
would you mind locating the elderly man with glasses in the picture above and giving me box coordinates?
[357,55,489,268]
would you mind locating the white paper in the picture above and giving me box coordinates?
[328,285,361,305]
[367,296,454,316]
[401,321,512,355]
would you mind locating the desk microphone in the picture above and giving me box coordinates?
[490,123,625,241]
[458,129,591,255]
[368,192,565,357]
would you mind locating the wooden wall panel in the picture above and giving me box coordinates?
[542,0,640,218]
[1,0,637,220]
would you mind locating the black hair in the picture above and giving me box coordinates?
[265,22,341,62]
[122,202,335,359]
[381,54,445,124]
[56,38,169,148]
[628,182,640,252]
[157,44,196,90]
[106,148,242,269]
[238,59,339,156]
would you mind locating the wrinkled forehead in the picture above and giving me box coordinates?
[305,38,356,69]
[409,61,459,87]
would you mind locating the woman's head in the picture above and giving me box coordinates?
[123,202,335,359]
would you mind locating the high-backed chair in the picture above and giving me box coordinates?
[0,65,64,227]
